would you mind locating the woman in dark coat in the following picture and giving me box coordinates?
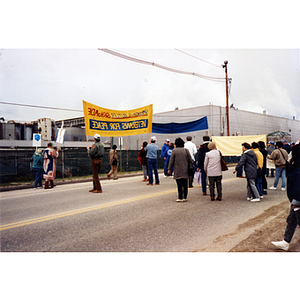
[168,137,193,202]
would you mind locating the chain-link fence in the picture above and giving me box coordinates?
[0,148,165,184]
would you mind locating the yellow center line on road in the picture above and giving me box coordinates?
[0,177,238,231]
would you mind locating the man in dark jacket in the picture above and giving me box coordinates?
[271,144,300,251]
[197,136,210,195]
[233,142,260,202]
[87,133,104,193]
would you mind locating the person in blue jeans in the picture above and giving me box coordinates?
[166,142,174,176]
[144,136,160,185]
[32,148,44,188]
[268,141,288,191]
[161,139,170,177]
[196,136,210,195]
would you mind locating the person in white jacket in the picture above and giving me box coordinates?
[184,136,197,188]
[204,142,223,201]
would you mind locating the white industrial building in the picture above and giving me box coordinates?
[1,104,299,150]
[55,104,300,150]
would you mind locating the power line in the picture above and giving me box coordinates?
[0,101,83,112]
[175,49,223,68]
[99,49,226,82]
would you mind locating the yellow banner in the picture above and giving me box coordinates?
[212,135,267,156]
[82,100,153,137]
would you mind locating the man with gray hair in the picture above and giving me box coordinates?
[87,133,104,193]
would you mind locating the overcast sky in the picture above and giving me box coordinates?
[1,48,299,123]
[1,2,300,125]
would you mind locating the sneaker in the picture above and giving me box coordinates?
[271,240,289,251]
[281,187,286,191]
[269,186,277,190]
[250,198,260,202]
[260,195,264,199]
[176,199,184,202]
[247,197,253,201]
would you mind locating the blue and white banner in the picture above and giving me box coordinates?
[55,128,66,144]
[152,116,208,134]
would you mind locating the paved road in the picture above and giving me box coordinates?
[0,167,289,252]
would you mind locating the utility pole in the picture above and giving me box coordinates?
[222,60,230,136]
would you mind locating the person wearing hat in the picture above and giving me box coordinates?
[87,133,104,193]
[32,148,44,189]
[161,138,170,177]
[233,142,261,202]
[144,136,160,185]
[282,140,292,154]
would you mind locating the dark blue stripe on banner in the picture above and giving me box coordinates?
[152,116,208,134]
[89,119,149,131]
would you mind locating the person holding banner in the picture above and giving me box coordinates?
[43,142,58,189]
[87,133,104,193]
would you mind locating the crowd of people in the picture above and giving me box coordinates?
[138,135,300,251]
[31,133,299,250]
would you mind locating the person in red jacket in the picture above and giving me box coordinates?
[138,141,148,182]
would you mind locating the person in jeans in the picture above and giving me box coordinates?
[32,148,44,189]
[204,142,222,201]
[196,136,210,195]
[233,142,260,202]
[267,141,288,191]
[168,137,193,202]
[271,143,300,251]
[144,136,160,185]
[252,142,264,198]
[161,139,170,177]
